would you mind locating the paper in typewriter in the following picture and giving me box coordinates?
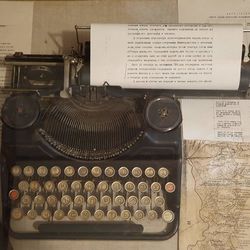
[91,24,242,90]
[180,140,250,250]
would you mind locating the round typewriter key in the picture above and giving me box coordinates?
[57,180,68,192]
[47,195,58,207]
[64,166,75,177]
[114,195,125,206]
[165,182,176,193]
[54,209,65,220]
[162,210,175,223]
[50,166,61,177]
[100,195,111,207]
[132,167,142,178]
[155,196,165,207]
[71,181,82,192]
[124,181,135,193]
[29,181,40,192]
[94,210,104,221]
[18,180,29,192]
[37,166,48,177]
[34,195,45,206]
[87,195,97,206]
[91,166,102,177]
[78,166,88,177]
[107,210,117,220]
[121,210,131,220]
[74,195,84,207]
[127,196,138,206]
[11,165,22,177]
[84,181,95,192]
[141,196,151,206]
[21,194,32,207]
[80,209,91,220]
[134,210,145,221]
[27,209,37,220]
[138,182,148,193]
[9,189,19,201]
[44,180,55,192]
[118,167,129,178]
[105,166,115,177]
[41,209,52,221]
[158,167,169,178]
[11,208,23,220]
[61,195,72,206]
[145,167,155,178]
[97,181,109,192]
[148,210,158,220]
[111,181,122,192]
[23,165,34,177]
[151,182,161,193]
[68,209,78,220]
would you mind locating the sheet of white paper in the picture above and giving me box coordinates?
[0,1,33,87]
[91,24,242,90]
[178,0,250,61]
[182,99,250,142]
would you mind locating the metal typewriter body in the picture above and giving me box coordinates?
[0,50,183,240]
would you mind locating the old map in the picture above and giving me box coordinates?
[180,140,250,250]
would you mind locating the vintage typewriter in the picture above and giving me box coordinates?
[0,32,183,241]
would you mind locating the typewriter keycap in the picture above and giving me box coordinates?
[138,182,148,193]
[29,181,40,192]
[11,208,23,220]
[151,182,161,192]
[162,210,175,223]
[134,210,144,221]
[11,165,22,177]
[114,195,125,206]
[105,166,115,177]
[148,210,158,220]
[107,209,117,220]
[132,167,142,178]
[50,166,61,177]
[87,195,98,206]
[127,196,138,206]
[61,195,72,206]
[80,209,91,220]
[21,195,32,207]
[118,167,129,177]
[37,166,48,177]
[94,210,104,221]
[68,209,78,220]
[34,195,45,206]
[97,181,109,192]
[141,196,151,206]
[27,209,37,220]
[44,181,55,192]
[57,180,68,192]
[71,181,82,192]
[91,166,102,177]
[121,210,131,220]
[124,181,135,192]
[47,195,58,207]
[23,166,34,177]
[145,167,155,178]
[155,196,165,207]
[18,180,29,192]
[41,209,52,220]
[100,195,111,206]
[165,182,176,193]
[78,166,88,177]
[64,166,75,177]
[84,181,95,192]
[158,167,169,178]
[111,181,122,192]
[74,195,84,206]
[54,209,65,220]
[9,189,19,201]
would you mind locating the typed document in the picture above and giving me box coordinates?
[91,24,242,90]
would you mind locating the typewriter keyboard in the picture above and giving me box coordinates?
[7,161,180,237]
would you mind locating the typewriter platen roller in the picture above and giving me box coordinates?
[0,45,182,240]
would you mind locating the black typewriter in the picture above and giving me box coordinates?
[0,38,183,240]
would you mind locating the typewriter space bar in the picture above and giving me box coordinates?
[38,222,143,233]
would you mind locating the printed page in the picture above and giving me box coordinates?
[178,0,250,61]
[91,24,242,90]
[182,99,250,142]
[0,1,33,87]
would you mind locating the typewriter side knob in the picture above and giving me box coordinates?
[2,94,40,129]
[145,97,181,132]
